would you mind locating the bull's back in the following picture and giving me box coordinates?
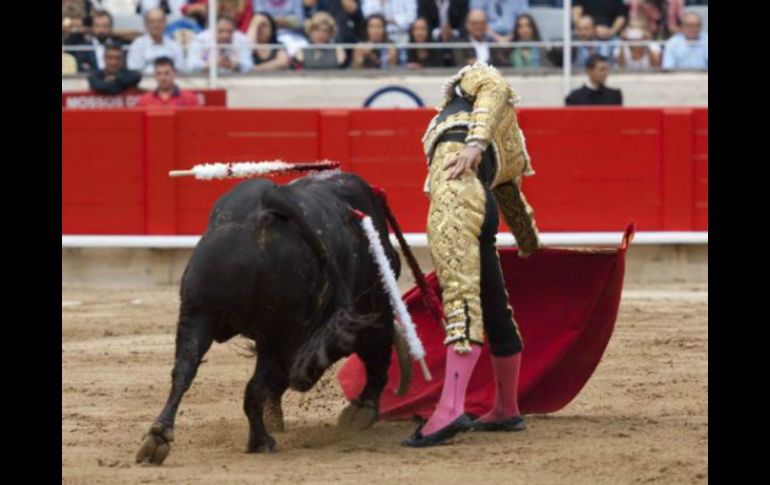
[181,179,321,321]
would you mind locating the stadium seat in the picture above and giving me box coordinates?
[528,7,565,42]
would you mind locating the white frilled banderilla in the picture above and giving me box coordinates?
[168,160,341,179]
[169,160,434,381]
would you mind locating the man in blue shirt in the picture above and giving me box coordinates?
[662,11,708,70]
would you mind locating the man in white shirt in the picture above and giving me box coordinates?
[361,0,417,44]
[187,16,254,73]
[662,11,708,70]
[452,9,506,67]
[127,8,185,74]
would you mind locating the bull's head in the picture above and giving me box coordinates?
[288,308,373,392]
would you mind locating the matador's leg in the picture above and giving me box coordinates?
[426,140,487,353]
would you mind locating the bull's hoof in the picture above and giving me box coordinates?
[135,423,173,465]
[338,399,378,431]
[247,434,277,453]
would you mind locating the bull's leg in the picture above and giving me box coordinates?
[244,354,280,452]
[263,378,288,433]
[338,317,393,431]
[136,314,214,465]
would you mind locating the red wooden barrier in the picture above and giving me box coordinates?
[61,107,708,235]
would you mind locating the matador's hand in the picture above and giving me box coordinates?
[443,145,483,180]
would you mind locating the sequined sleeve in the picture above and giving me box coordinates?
[458,67,515,147]
[492,178,541,257]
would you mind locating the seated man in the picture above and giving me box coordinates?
[137,57,201,107]
[662,10,707,70]
[452,9,508,67]
[186,15,254,73]
[127,8,185,74]
[566,53,623,105]
[573,15,613,68]
[88,43,142,95]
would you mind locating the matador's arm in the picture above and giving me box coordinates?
[457,67,516,149]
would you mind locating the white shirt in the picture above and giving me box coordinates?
[186,30,254,73]
[127,34,185,74]
[361,0,417,43]
[91,38,107,70]
[470,37,490,64]
[615,43,661,71]
[436,0,450,27]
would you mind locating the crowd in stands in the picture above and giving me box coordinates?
[63,0,708,85]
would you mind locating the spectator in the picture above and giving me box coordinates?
[628,0,685,39]
[137,57,200,107]
[661,10,706,70]
[452,9,508,67]
[62,12,86,40]
[88,43,142,94]
[247,12,291,71]
[127,8,186,74]
[252,0,308,56]
[352,14,398,68]
[361,0,417,44]
[304,0,364,43]
[565,54,622,105]
[187,15,254,72]
[75,10,125,71]
[572,0,627,40]
[295,11,347,68]
[63,11,96,72]
[470,0,528,42]
[136,0,188,17]
[182,0,254,32]
[63,0,92,22]
[417,0,468,42]
[614,20,661,70]
[508,13,545,69]
[573,15,613,67]
[406,17,444,68]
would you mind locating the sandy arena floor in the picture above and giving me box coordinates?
[62,284,707,484]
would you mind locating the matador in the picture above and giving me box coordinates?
[403,62,541,447]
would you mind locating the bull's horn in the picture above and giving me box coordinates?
[393,326,413,396]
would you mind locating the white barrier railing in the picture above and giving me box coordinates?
[62,232,708,249]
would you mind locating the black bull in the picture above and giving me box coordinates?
[136,173,413,464]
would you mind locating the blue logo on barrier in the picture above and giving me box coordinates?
[363,86,425,108]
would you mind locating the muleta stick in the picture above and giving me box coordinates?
[168,160,341,179]
[351,208,432,382]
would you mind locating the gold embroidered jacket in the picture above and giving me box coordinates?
[422,63,541,256]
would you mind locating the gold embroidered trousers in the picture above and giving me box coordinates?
[427,140,523,355]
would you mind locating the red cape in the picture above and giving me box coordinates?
[337,225,633,419]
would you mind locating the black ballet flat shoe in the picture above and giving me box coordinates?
[401,414,473,448]
[471,415,527,432]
